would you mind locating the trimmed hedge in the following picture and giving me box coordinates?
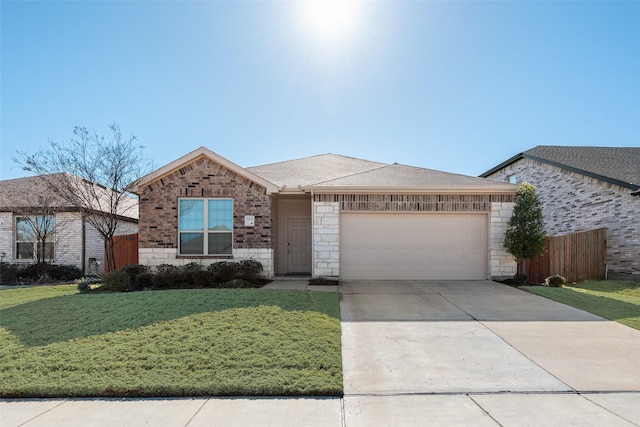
[0,263,83,285]
[85,260,267,293]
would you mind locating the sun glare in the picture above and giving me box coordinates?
[300,0,361,45]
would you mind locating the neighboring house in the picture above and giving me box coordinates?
[0,173,139,275]
[134,147,517,281]
[480,146,640,279]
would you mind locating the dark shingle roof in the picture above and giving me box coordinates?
[481,146,640,190]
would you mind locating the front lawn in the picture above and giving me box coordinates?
[0,285,343,397]
[521,280,640,330]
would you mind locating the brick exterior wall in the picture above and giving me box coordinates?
[486,158,639,278]
[137,157,274,275]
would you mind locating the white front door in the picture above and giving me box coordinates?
[287,218,312,274]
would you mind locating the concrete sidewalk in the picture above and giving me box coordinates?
[1,397,343,427]
[2,280,640,426]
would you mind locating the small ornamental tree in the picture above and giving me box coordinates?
[504,182,547,278]
[13,123,153,273]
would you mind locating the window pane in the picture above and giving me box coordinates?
[208,199,233,231]
[44,242,55,260]
[208,233,232,255]
[179,200,204,231]
[180,232,204,254]
[17,242,34,259]
[37,216,55,234]
[16,218,35,241]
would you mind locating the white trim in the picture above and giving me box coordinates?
[305,185,517,194]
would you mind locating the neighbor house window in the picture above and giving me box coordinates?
[15,216,55,260]
[178,198,233,255]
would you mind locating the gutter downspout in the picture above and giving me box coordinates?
[81,214,86,275]
[310,187,315,279]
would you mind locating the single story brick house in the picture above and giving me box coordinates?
[0,174,139,275]
[480,146,640,279]
[134,147,518,280]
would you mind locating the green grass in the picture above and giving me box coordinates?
[0,285,343,398]
[521,280,640,330]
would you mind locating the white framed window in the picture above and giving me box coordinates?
[15,216,55,260]
[178,198,233,255]
[507,174,517,184]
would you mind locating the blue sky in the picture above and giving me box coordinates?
[1,0,638,181]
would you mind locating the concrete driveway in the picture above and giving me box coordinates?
[340,280,640,426]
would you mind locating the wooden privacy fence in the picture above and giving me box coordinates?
[520,228,607,284]
[109,233,139,272]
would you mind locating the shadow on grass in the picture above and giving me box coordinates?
[1,289,340,347]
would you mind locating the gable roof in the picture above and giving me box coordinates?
[0,173,138,219]
[246,153,386,188]
[134,147,279,194]
[248,153,515,194]
[140,149,516,196]
[309,163,516,193]
[480,146,640,191]
[0,174,71,210]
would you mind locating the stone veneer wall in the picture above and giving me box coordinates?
[487,158,639,277]
[137,157,274,277]
[312,202,340,277]
[312,195,516,280]
[139,248,274,277]
[490,202,517,279]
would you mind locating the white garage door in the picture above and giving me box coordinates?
[340,213,488,280]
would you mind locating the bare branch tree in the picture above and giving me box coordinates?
[1,177,77,281]
[13,123,153,273]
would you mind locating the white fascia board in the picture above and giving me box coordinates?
[304,185,517,194]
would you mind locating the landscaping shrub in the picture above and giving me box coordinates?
[151,271,182,288]
[544,275,566,287]
[192,270,218,287]
[100,270,131,292]
[513,273,529,285]
[47,264,84,281]
[236,259,263,282]
[156,264,180,274]
[121,264,149,285]
[208,261,238,282]
[18,264,40,281]
[309,277,339,286]
[78,260,266,292]
[0,263,24,285]
[152,264,185,288]
[0,263,84,285]
[181,262,203,284]
[135,272,155,288]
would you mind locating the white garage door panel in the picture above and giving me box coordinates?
[340,213,488,280]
